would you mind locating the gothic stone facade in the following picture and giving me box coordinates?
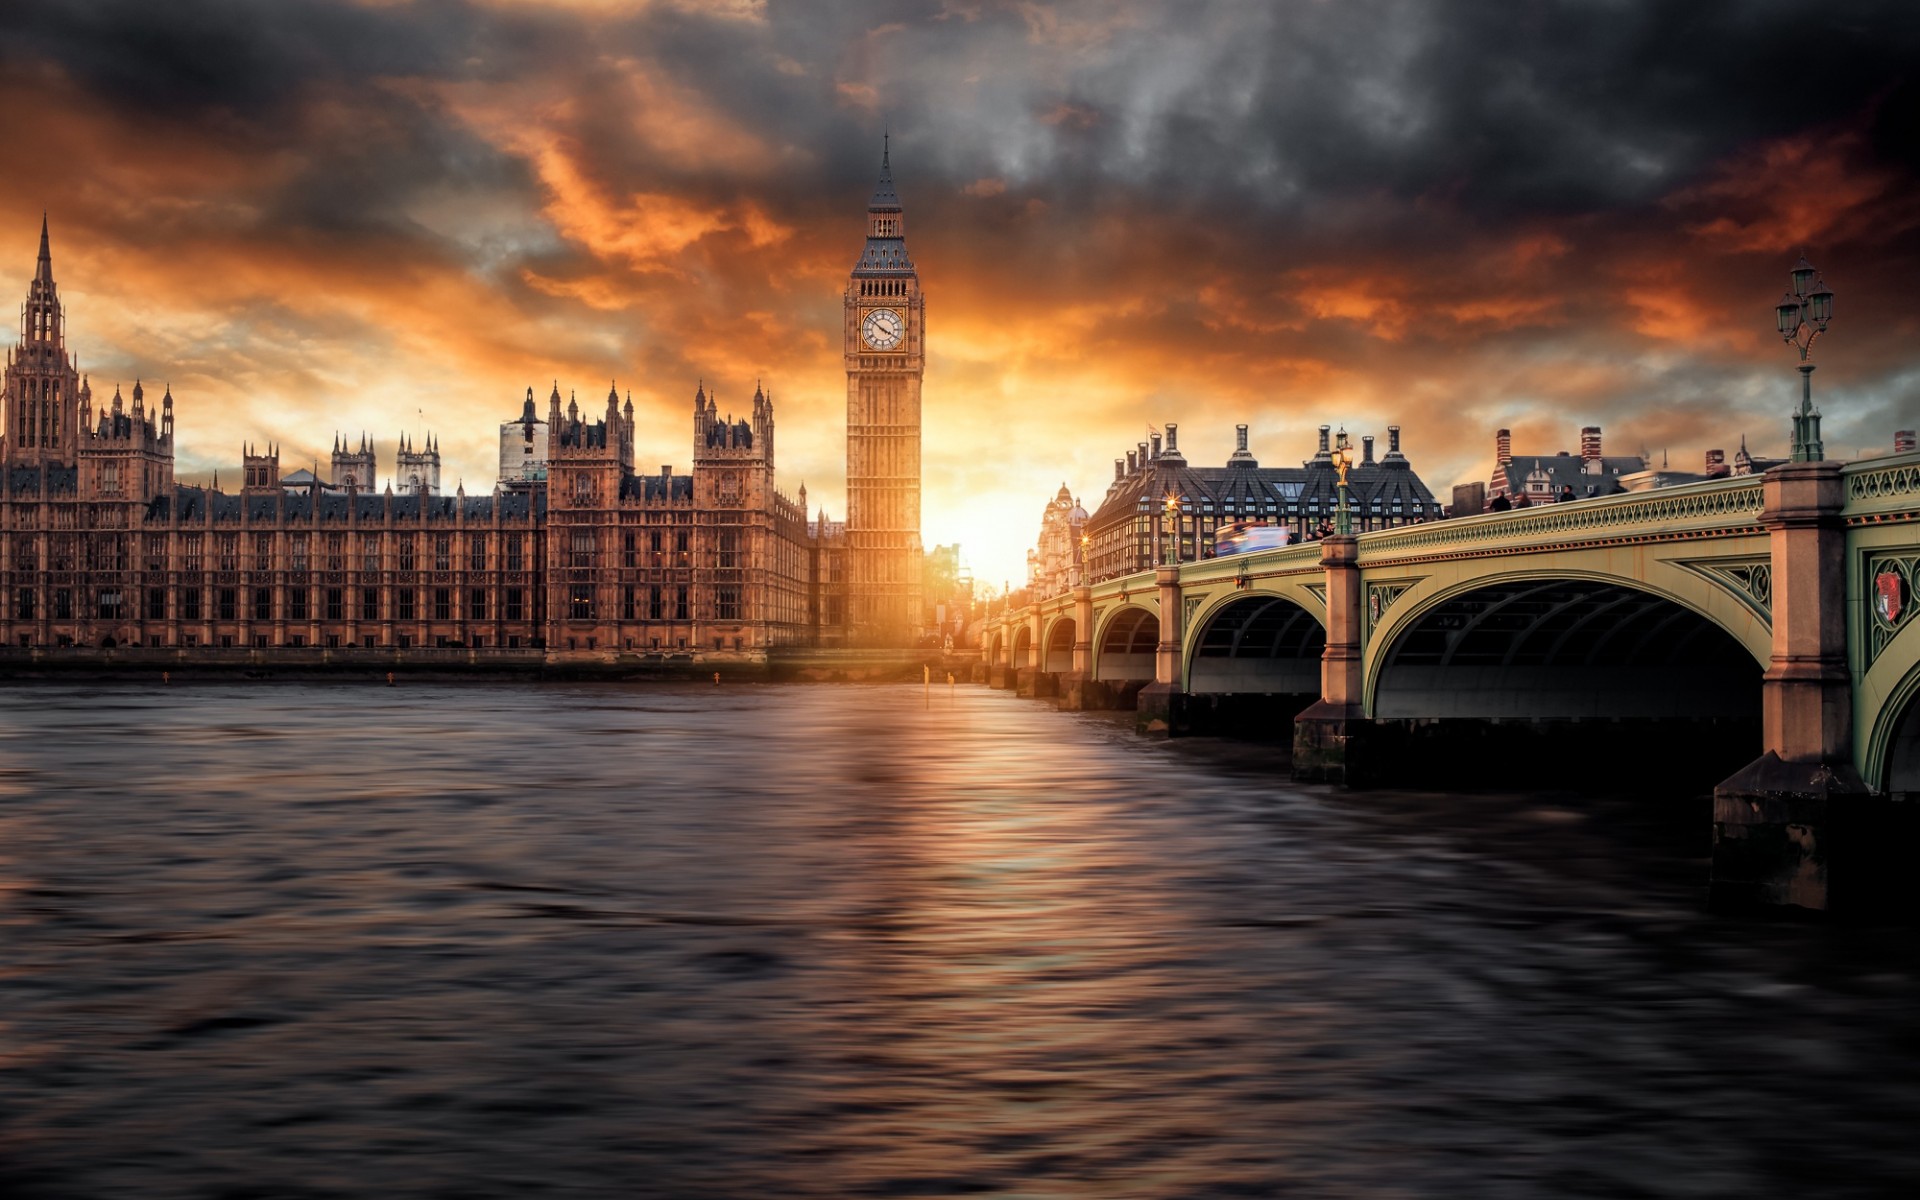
[843,141,926,644]
[0,223,852,660]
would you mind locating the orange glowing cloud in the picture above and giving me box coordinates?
[0,0,1915,587]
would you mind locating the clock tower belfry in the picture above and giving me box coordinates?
[844,139,925,644]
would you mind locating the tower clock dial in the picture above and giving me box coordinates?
[861,307,905,351]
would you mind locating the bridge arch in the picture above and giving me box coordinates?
[1186,593,1326,695]
[1044,616,1076,674]
[1857,615,1920,791]
[1094,605,1158,682]
[987,630,1004,667]
[1367,573,1764,720]
[1010,625,1033,671]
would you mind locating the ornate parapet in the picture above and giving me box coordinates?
[1355,475,1765,568]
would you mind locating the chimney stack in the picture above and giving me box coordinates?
[1580,426,1602,463]
[1496,428,1512,465]
[1317,425,1331,456]
[1705,448,1727,477]
[1127,450,1139,474]
[1387,425,1402,457]
[1228,423,1258,467]
[1150,432,1162,460]
[1362,435,1376,464]
[1114,458,1125,481]
[1138,441,1148,469]
[1897,430,1917,454]
[1165,423,1179,455]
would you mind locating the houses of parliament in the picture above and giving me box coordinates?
[0,151,926,659]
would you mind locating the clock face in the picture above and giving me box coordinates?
[861,307,904,351]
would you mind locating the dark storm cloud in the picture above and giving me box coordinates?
[8,1,1914,238]
[1,0,1917,582]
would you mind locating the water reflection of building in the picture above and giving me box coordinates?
[1085,422,1443,582]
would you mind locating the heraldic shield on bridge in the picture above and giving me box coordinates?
[987,455,1920,917]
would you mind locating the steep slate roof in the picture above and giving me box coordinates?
[1499,453,1645,498]
[1088,447,1443,534]
[854,143,914,276]
[622,474,695,502]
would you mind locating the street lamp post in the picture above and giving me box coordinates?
[1162,492,1180,566]
[1331,429,1356,536]
[1775,255,1836,463]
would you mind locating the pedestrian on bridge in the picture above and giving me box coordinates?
[1488,491,1512,512]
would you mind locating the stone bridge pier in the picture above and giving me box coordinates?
[1709,463,1891,914]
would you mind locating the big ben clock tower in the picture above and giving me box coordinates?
[844,139,924,645]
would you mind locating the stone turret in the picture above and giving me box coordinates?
[333,431,376,491]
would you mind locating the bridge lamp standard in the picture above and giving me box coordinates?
[1331,429,1357,536]
[1161,491,1180,566]
[1775,254,1836,463]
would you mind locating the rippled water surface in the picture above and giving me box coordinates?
[1,680,1917,1198]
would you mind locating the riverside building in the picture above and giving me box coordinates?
[1083,422,1444,582]
[0,152,918,659]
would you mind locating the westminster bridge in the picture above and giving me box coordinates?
[985,458,1920,916]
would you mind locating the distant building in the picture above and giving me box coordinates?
[1026,484,1088,598]
[1732,435,1786,476]
[923,542,971,646]
[1490,425,1645,505]
[1085,421,1443,582]
[1451,481,1487,517]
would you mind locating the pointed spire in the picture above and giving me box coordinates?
[35,213,51,284]
[869,135,901,212]
[695,379,706,407]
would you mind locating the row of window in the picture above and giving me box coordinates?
[15,586,532,624]
[4,531,535,573]
[13,583,758,625]
[2,529,764,572]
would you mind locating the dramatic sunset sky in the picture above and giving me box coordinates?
[2,1,1917,585]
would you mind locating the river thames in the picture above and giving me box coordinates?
[0,680,1915,1197]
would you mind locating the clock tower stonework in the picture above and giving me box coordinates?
[844,142,924,644]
